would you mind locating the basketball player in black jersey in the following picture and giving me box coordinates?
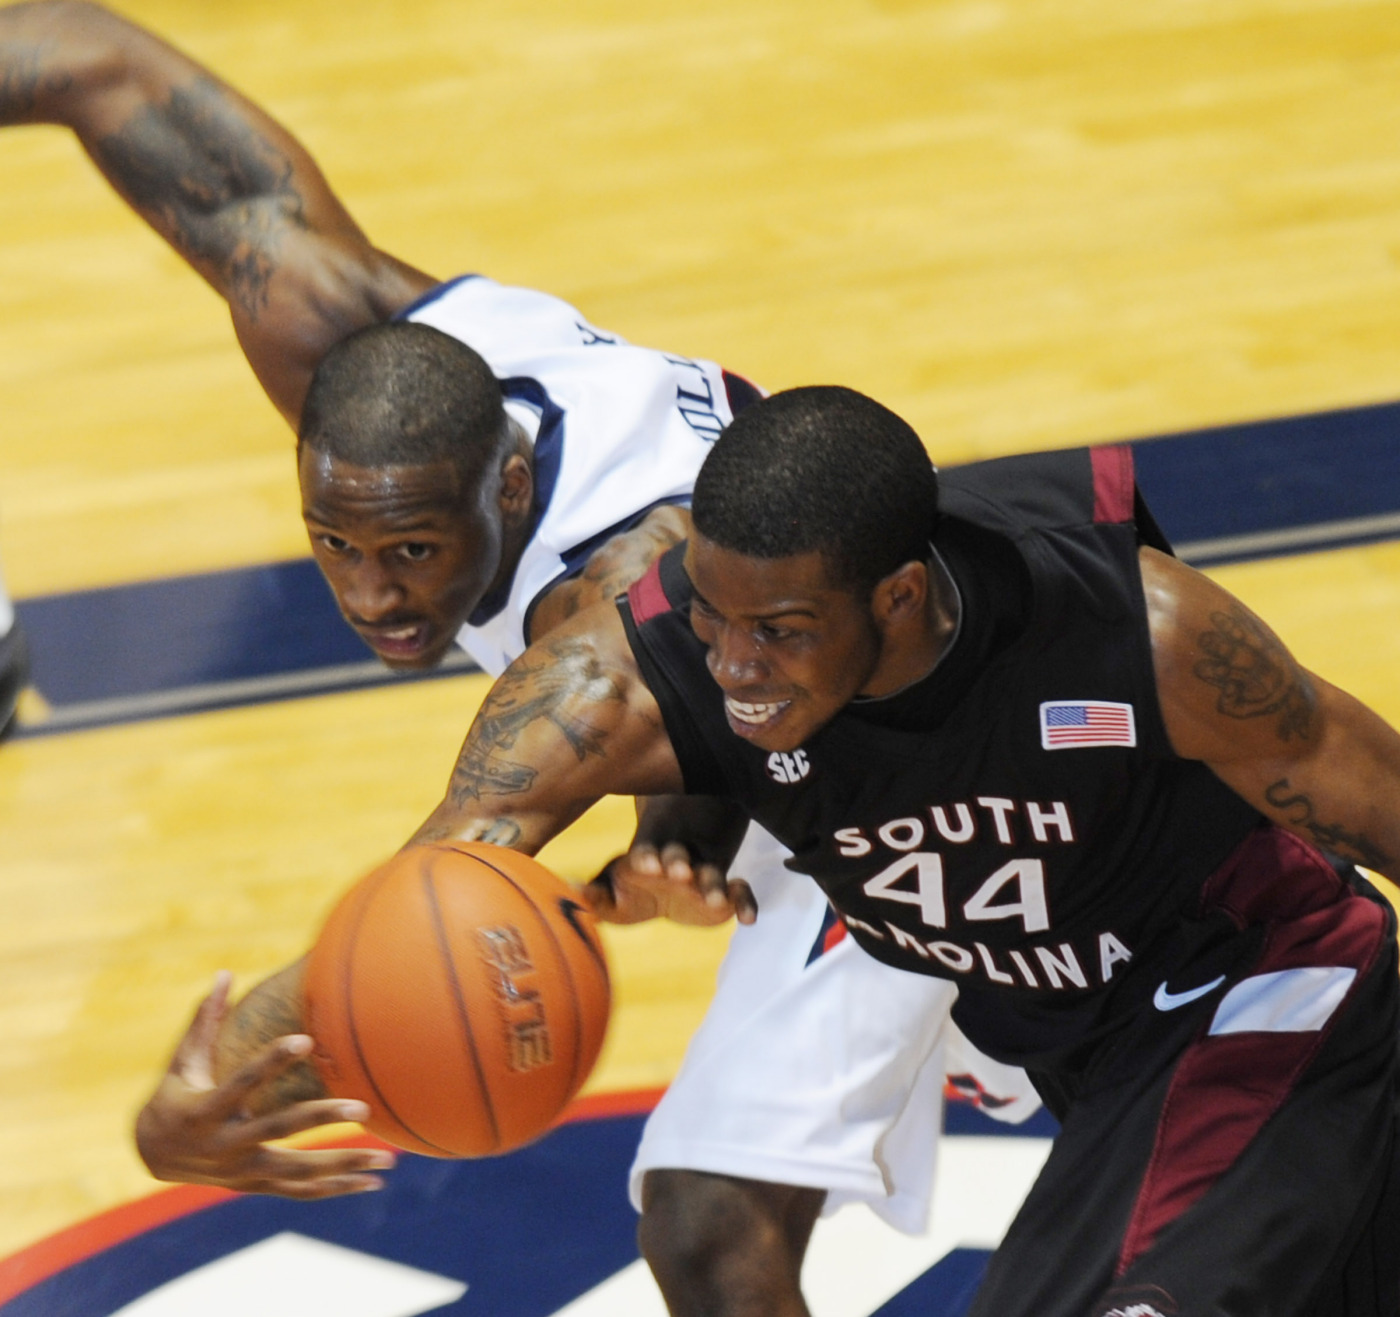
[141,384,1400,1315]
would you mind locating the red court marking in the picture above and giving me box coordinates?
[0,1085,665,1308]
[1090,444,1135,524]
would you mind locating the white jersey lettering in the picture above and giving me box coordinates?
[863,853,947,928]
[1035,943,1089,990]
[834,826,872,858]
[976,796,1017,844]
[962,859,1051,934]
[878,817,926,851]
[1026,799,1075,844]
[930,802,975,843]
[1099,931,1134,981]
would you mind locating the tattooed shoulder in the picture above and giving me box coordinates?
[1192,606,1315,741]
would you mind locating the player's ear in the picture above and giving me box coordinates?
[869,560,928,632]
[497,452,533,526]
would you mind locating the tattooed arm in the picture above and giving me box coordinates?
[1143,546,1400,879]
[0,1,433,422]
[527,505,690,639]
[414,601,686,851]
[134,965,396,1197]
[136,604,690,1195]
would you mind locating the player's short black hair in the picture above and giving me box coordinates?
[298,321,511,494]
[691,385,939,595]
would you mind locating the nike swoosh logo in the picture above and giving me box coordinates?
[1153,974,1227,1011]
[557,897,609,974]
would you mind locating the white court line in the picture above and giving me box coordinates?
[551,1135,1052,1317]
[109,1232,466,1317]
[1175,509,1400,564]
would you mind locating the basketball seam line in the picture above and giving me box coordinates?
[423,858,503,1153]
[343,864,458,1157]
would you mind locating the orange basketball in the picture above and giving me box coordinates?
[303,841,611,1158]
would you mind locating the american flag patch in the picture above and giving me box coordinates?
[1039,700,1136,750]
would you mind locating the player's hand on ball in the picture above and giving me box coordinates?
[134,972,396,1198]
[585,795,757,927]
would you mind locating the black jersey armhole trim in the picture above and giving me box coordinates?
[616,596,731,797]
[657,540,692,604]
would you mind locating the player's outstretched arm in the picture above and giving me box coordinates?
[412,603,751,925]
[135,967,396,1197]
[1144,546,1400,881]
[0,1,434,422]
[414,602,684,850]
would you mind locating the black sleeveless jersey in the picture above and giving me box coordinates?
[619,444,1264,1072]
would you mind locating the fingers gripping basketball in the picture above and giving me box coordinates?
[303,842,611,1157]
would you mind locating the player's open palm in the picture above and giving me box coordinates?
[134,972,395,1198]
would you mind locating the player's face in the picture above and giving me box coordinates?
[299,449,505,670]
[685,534,881,753]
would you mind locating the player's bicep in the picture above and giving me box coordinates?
[1145,548,1400,875]
[1144,547,1319,767]
[415,610,685,852]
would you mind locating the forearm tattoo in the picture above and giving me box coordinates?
[449,638,625,807]
[1193,607,1316,741]
[0,42,65,118]
[416,815,524,847]
[92,78,307,320]
[222,979,326,1107]
[1264,778,1392,870]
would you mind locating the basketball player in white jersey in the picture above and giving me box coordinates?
[1,6,1033,1312]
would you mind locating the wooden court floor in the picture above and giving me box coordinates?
[2,0,1400,1262]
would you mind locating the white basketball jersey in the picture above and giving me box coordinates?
[406,276,738,676]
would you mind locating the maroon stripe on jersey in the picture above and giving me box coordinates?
[1091,444,1135,524]
[627,558,671,625]
[1115,828,1388,1274]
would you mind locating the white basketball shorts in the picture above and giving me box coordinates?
[629,825,1040,1234]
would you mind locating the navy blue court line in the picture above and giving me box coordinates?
[0,1114,649,1317]
[12,395,1400,737]
[1130,396,1400,566]
[0,1103,1044,1317]
[11,557,478,738]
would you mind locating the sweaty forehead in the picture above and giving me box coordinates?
[685,535,846,613]
[299,448,466,523]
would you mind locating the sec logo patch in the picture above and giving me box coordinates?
[766,749,811,784]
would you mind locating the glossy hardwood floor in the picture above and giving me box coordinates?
[1,0,1400,1260]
